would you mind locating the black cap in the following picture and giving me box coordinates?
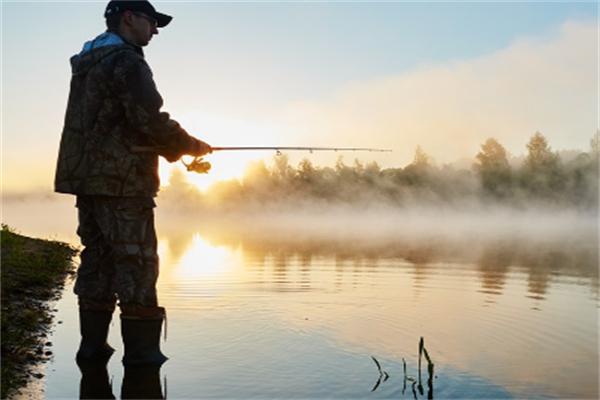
[104,1,172,28]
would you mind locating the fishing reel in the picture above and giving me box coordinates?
[182,157,212,174]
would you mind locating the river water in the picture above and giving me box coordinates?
[4,195,598,399]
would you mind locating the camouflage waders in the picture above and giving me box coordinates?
[56,26,207,366]
[75,195,159,311]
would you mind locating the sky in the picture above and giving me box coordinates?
[1,1,598,192]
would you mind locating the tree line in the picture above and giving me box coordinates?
[163,132,599,210]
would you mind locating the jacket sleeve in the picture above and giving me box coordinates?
[112,50,196,161]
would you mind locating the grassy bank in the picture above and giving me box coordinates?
[1,225,77,399]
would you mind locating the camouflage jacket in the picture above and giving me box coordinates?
[55,32,196,197]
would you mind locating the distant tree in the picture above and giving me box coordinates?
[525,132,558,170]
[334,155,346,173]
[272,154,294,182]
[242,159,271,197]
[335,156,357,182]
[402,146,433,187]
[412,146,431,168]
[364,161,381,177]
[244,160,269,182]
[589,131,599,194]
[476,138,510,168]
[353,159,365,175]
[590,131,599,188]
[591,130,600,156]
[193,134,595,210]
[563,152,598,208]
[160,168,203,208]
[474,138,512,197]
[522,132,563,198]
[295,158,321,196]
[563,131,600,208]
[297,158,316,182]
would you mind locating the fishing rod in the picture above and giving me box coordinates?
[131,145,393,174]
[210,146,392,153]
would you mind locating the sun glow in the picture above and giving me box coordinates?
[158,111,286,191]
[159,153,266,191]
[174,233,240,280]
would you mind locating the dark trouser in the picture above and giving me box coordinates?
[74,195,159,311]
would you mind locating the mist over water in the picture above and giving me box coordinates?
[5,191,596,262]
[160,202,596,246]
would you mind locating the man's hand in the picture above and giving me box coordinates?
[190,138,212,157]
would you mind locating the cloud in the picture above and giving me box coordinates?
[277,20,597,166]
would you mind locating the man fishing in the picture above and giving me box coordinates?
[54,0,211,366]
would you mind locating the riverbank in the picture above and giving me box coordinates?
[1,225,77,399]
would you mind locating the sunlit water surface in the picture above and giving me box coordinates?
[4,196,598,399]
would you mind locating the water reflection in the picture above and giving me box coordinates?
[410,261,433,294]
[299,251,311,290]
[477,245,511,300]
[148,224,598,398]
[159,223,599,300]
[370,339,436,399]
[121,365,165,399]
[369,356,390,393]
[78,360,166,399]
[78,360,115,399]
[165,231,193,265]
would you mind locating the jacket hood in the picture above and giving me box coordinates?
[70,32,140,75]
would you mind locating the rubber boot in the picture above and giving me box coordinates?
[121,306,168,366]
[76,310,115,362]
[121,365,165,399]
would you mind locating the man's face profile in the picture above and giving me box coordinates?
[122,10,159,47]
